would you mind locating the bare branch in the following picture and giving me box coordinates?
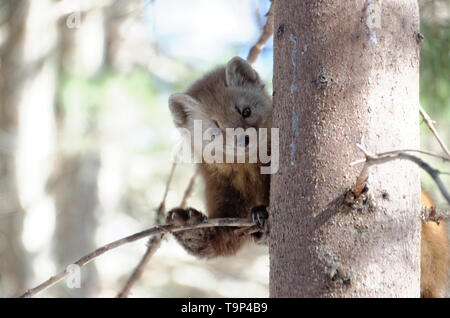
[352,144,450,206]
[377,149,450,163]
[117,154,181,298]
[419,104,450,160]
[117,166,198,298]
[179,169,199,208]
[351,148,450,196]
[116,235,162,298]
[19,218,255,298]
[246,1,273,64]
[155,159,178,224]
[351,138,369,197]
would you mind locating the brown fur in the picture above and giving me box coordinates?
[166,57,449,296]
[420,191,449,297]
[166,57,271,258]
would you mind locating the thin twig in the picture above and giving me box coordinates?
[419,104,450,160]
[155,159,178,224]
[180,169,199,209]
[117,155,180,298]
[19,218,255,298]
[116,235,162,298]
[117,166,198,298]
[118,149,199,297]
[116,234,163,298]
[351,138,369,197]
[246,1,273,64]
[351,148,450,197]
[377,149,450,163]
[353,144,450,205]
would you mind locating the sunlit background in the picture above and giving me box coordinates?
[0,0,448,298]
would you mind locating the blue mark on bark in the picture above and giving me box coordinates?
[292,113,299,137]
[289,34,299,166]
[290,142,296,166]
[289,34,298,93]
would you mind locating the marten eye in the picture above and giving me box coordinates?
[242,107,251,118]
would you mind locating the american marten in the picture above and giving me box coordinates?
[166,56,448,297]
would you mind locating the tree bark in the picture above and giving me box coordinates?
[270,0,421,297]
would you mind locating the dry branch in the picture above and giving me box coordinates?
[117,166,199,297]
[352,144,450,206]
[377,149,450,163]
[246,1,273,64]
[155,159,178,223]
[419,105,450,160]
[116,235,162,298]
[117,155,182,297]
[179,169,199,209]
[19,218,255,298]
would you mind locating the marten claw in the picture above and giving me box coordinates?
[251,205,269,229]
[166,208,207,226]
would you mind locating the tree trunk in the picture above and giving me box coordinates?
[0,0,30,297]
[270,0,421,297]
[0,0,59,296]
[47,152,100,297]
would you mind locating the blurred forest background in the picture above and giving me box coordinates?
[0,0,448,298]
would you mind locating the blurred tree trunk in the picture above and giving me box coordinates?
[270,0,421,297]
[0,0,60,296]
[47,152,100,297]
[0,0,30,297]
[45,6,108,297]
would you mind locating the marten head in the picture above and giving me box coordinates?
[168,57,272,164]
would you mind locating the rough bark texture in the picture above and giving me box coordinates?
[270,0,421,297]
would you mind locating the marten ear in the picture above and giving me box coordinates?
[225,56,261,87]
[168,93,200,128]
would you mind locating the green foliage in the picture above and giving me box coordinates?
[419,18,450,205]
[58,69,176,153]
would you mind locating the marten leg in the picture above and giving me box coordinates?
[420,221,448,298]
[420,191,448,298]
[166,208,250,259]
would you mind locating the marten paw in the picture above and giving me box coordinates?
[166,208,207,226]
[250,205,269,244]
[251,205,269,229]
